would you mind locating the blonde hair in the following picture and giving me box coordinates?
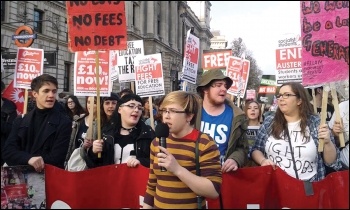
[160,91,200,125]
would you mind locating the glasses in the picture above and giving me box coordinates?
[211,82,229,89]
[276,93,297,99]
[67,101,74,104]
[159,109,186,115]
[120,103,144,111]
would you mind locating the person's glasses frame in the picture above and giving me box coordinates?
[159,109,187,115]
[67,101,74,104]
[120,103,144,111]
[276,93,297,99]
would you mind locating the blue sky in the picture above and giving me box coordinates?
[210,1,301,75]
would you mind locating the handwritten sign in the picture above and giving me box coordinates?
[111,40,144,82]
[246,89,256,100]
[134,53,165,97]
[202,49,231,70]
[182,30,199,84]
[74,51,111,96]
[66,1,127,52]
[300,1,349,86]
[226,56,250,98]
[14,48,44,89]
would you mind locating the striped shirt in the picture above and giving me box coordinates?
[144,130,222,209]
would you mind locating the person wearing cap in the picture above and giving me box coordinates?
[1,81,18,165]
[195,69,248,173]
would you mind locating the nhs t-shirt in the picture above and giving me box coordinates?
[200,104,233,164]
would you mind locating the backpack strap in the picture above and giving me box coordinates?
[195,133,203,209]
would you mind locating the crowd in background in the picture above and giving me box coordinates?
[1,72,348,208]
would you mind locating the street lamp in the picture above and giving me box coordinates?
[1,19,60,80]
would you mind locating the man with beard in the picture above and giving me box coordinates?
[195,69,248,172]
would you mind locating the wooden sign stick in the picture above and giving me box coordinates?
[95,50,102,158]
[149,96,155,130]
[311,88,317,114]
[318,84,330,152]
[330,82,345,148]
[23,89,28,114]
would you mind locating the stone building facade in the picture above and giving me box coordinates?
[1,1,212,95]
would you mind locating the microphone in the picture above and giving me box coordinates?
[155,123,169,172]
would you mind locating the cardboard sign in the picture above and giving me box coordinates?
[257,75,276,104]
[226,56,250,98]
[111,40,145,82]
[74,51,112,97]
[134,53,165,97]
[182,30,199,84]
[202,49,231,70]
[300,1,349,86]
[13,48,44,89]
[275,45,302,85]
[246,89,256,100]
[66,1,127,52]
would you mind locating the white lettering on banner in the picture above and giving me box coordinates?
[17,72,41,80]
[22,50,40,57]
[201,122,228,144]
[203,52,230,69]
[276,62,301,69]
[17,63,38,72]
[76,75,109,85]
[279,48,302,60]
[77,64,104,75]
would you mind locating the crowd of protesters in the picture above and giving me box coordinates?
[1,72,348,208]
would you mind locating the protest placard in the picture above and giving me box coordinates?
[13,48,44,89]
[74,51,112,97]
[66,1,127,52]
[257,75,277,105]
[300,1,349,86]
[202,49,231,71]
[246,90,256,100]
[182,30,199,84]
[111,40,145,82]
[275,34,302,85]
[226,56,250,98]
[134,53,165,97]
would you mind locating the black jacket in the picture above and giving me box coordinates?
[1,97,17,165]
[2,107,72,169]
[86,121,155,168]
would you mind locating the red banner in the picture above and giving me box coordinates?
[66,1,127,52]
[45,165,349,209]
[2,80,25,114]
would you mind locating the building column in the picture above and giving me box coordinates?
[160,1,168,44]
[170,1,177,48]
[146,2,154,35]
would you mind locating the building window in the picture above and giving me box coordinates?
[34,9,44,33]
[64,63,70,92]
[1,1,5,21]
[65,18,68,42]
[132,3,136,27]
[157,15,161,36]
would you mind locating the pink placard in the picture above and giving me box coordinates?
[300,1,349,86]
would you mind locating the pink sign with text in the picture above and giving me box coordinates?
[300,1,349,86]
